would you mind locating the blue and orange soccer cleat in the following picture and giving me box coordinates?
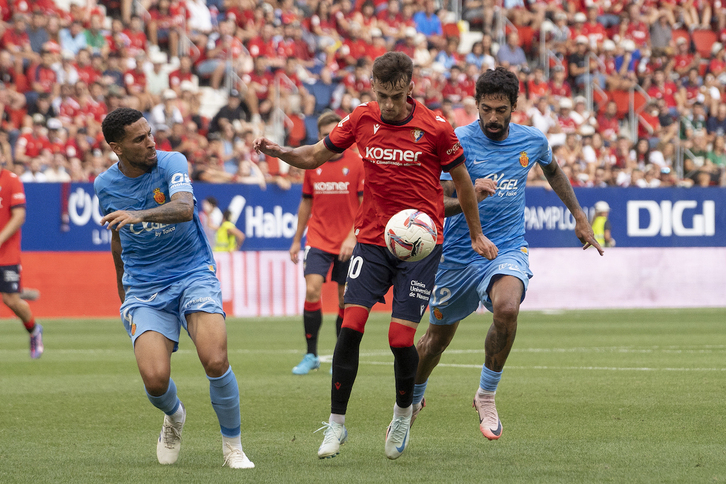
[30,324,44,359]
[473,391,502,440]
[292,353,320,375]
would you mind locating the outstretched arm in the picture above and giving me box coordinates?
[100,191,195,231]
[449,163,498,260]
[541,161,604,255]
[253,137,336,170]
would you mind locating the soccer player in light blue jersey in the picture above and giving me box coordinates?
[411,67,604,440]
[94,108,254,469]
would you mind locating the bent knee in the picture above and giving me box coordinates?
[142,373,171,396]
[492,301,520,325]
[202,355,230,378]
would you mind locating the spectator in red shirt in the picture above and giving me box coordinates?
[123,16,148,58]
[3,14,35,69]
[597,100,620,144]
[672,36,699,80]
[148,0,178,60]
[26,49,57,104]
[15,113,51,167]
[169,55,197,95]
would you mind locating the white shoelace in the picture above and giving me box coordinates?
[387,417,409,442]
[314,421,343,444]
[222,442,247,467]
[161,420,182,449]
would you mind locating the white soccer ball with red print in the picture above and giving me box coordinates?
[384,209,438,262]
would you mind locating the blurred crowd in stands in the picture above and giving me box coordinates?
[0,0,725,187]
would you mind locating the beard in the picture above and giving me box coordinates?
[480,115,511,141]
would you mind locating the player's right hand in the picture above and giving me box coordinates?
[289,240,301,264]
[472,233,498,260]
[474,178,497,202]
[253,137,284,158]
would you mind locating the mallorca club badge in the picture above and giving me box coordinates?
[519,151,529,167]
[153,188,166,204]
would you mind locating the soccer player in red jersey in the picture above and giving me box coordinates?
[254,52,497,460]
[289,111,364,376]
[0,157,43,358]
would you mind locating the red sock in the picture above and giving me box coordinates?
[23,318,36,333]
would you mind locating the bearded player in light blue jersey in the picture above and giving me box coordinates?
[94,108,254,469]
[411,67,604,440]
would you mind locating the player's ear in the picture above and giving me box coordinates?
[408,81,414,96]
[109,141,122,158]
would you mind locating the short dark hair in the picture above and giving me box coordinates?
[372,52,412,89]
[475,67,519,107]
[102,108,144,144]
[317,111,342,131]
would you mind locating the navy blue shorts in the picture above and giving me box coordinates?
[344,243,442,323]
[303,246,349,285]
[0,264,21,294]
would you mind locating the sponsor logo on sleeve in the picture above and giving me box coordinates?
[447,142,461,155]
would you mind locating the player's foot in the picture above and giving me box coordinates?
[315,421,347,459]
[292,353,320,375]
[30,324,44,359]
[384,414,411,460]
[473,391,502,440]
[410,398,426,427]
[157,402,186,464]
[20,288,40,301]
[222,442,255,469]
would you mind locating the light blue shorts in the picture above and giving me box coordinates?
[428,248,533,325]
[119,270,225,351]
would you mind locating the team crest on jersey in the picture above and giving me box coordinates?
[519,151,529,167]
[316,168,322,175]
[410,129,425,142]
[432,308,443,320]
[342,167,349,176]
[153,188,166,204]
[131,322,137,336]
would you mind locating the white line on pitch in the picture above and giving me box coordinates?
[342,360,726,372]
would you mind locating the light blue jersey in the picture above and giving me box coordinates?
[94,150,215,289]
[439,122,552,268]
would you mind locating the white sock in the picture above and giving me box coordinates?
[222,434,242,451]
[477,388,496,397]
[170,402,185,423]
[393,403,413,419]
[329,413,345,425]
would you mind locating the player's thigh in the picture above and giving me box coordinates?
[330,255,351,285]
[343,243,395,309]
[477,249,533,313]
[304,273,325,300]
[121,289,185,352]
[178,271,227,362]
[391,245,443,324]
[428,263,484,326]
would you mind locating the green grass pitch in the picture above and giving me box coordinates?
[1,308,725,483]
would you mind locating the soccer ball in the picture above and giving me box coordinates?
[384,209,438,262]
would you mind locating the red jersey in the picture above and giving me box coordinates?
[302,150,364,254]
[169,69,193,88]
[647,82,678,107]
[324,99,465,245]
[0,169,26,265]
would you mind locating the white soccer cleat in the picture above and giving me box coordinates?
[473,391,502,440]
[384,415,411,460]
[222,442,255,469]
[156,402,186,464]
[315,421,347,459]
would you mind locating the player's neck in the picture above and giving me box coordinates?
[118,159,148,178]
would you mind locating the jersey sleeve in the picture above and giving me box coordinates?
[437,122,466,172]
[302,170,313,198]
[9,175,26,208]
[537,133,553,166]
[164,151,194,196]
[324,108,360,153]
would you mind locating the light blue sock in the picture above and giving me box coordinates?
[480,365,502,392]
[208,367,241,437]
[145,378,181,416]
[413,380,428,405]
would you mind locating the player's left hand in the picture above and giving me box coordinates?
[472,233,498,260]
[575,216,604,256]
[253,137,284,158]
[101,210,142,231]
[338,233,356,262]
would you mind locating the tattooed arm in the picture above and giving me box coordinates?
[100,191,195,231]
[541,162,604,255]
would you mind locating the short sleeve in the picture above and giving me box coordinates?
[302,170,313,198]
[437,122,465,172]
[538,135,553,166]
[165,152,194,196]
[9,175,26,208]
[324,108,359,153]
